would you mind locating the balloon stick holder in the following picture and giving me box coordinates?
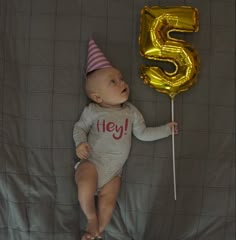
[171,97,177,200]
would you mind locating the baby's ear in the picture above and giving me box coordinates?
[90,93,102,103]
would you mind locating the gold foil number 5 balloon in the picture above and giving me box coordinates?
[139,6,200,99]
[139,6,200,200]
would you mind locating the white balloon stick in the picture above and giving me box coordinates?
[171,98,177,200]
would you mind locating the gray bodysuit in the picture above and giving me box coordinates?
[73,102,171,188]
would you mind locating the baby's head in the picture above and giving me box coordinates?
[85,38,129,108]
[85,67,129,108]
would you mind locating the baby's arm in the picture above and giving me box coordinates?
[73,105,93,159]
[133,123,174,141]
[130,103,178,141]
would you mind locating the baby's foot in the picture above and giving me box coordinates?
[81,231,98,240]
[95,236,103,240]
[81,231,92,240]
[81,218,99,240]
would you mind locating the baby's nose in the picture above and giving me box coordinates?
[119,80,125,86]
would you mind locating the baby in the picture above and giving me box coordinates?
[73,39,178,240]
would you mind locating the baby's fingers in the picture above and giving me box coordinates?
[169,122,178,134]
[85,143,92,152]
[173,124,178,134]
[76,149,86,159]
[81,145,92,159]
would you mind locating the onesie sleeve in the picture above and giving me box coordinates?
[73,105,93,147]
[129,103,172,141]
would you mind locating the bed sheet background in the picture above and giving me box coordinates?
[0,0,235,239]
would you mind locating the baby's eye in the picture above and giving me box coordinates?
[110,79,116,84]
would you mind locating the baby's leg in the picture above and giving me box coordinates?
[75,161,99,238]
[97,176,121,235]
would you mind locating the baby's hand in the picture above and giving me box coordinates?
[167,122,178,135]
[76,142,92,160]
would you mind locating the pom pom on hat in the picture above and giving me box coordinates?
[86,38,112,74]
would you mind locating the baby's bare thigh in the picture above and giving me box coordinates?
[75,160,98,184]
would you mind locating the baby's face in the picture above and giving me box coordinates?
[90,67,129,108]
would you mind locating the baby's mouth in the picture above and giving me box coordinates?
[121,88,127,93]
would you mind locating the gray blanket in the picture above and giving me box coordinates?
[0,0,235,239]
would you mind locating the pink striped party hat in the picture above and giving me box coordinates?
[86,38,112,74]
